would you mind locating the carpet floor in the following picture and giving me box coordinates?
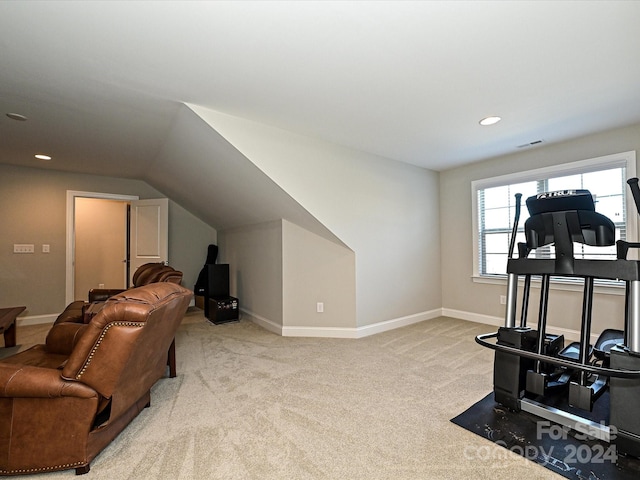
[10,312,562,479]
[452,392,640,479]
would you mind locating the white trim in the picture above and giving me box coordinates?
[471,150,637,278]
[20,307,601,344]
[241,308,283,335]
[472,151,636,191]
[16,314,57,327]
[243,308,441,339]
[65,190,139,306]
[282,325,358,339]
[442,307,600,344]
[351,309,442,338]
[246,305,600,342]
[442,308,503,327]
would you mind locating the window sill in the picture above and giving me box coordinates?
[472,274,625,296]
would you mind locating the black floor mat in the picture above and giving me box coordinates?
[451,392,640,479]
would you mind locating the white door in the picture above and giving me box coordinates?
[129,198,169,284]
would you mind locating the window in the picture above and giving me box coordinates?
[472,151,637,282]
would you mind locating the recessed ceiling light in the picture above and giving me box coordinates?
[35,154,52,161]
[6,112,28,121]
[479,116,502,126]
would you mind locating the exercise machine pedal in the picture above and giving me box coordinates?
[593,329,624,367]
[494,327,564,408]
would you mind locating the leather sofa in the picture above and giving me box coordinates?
[88,262,184,302]
[58,263,184,325]
[0,282,192,475]
[56,263,184,377]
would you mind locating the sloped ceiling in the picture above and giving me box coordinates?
[148,104,344,245]
[1,1,640,231]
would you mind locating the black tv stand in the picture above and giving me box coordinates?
[202,264,239,324]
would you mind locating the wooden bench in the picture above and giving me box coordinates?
[0,306,25,348]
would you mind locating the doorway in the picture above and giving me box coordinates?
[65,191,169,306]
[65,191,138,305]
[74,197,129,300]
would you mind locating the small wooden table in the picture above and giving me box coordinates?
[0,306,25,348]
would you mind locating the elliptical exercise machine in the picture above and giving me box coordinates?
[476,178,640,459]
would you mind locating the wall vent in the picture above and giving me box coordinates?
[517,139,544,149]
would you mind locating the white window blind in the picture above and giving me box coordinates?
[472,151,637,281]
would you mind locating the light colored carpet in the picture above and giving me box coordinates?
[12,312,558,479]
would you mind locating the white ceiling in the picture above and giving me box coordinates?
[1,1,640,175]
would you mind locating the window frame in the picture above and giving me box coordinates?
[471,151,637,291]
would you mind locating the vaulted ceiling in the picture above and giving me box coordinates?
[1,1,639,182]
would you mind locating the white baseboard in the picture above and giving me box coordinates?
[441,308,503,328]
[282,325,358,338]
[19,307,599,344]
[16,314,56,327]
[242,308,442,339]
[240,309,283,336]
[441,307,599,344]
[352,309,442,339]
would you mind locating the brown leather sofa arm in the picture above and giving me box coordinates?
[88,288,125,302]
[0,363,97,399]
[157,269,183,284]
[45,322,88,355]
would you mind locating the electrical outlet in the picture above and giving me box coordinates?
[13,244,34,253]
[500,295,507,305]
[316,302,324,313]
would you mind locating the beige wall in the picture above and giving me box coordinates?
[218,219,356,333]
[440,123,640,338]
[282,219,355,329]
[192,106,441,328]
[168,200,218,292]
[218,221,284,328]
[9,113,636,338]
[0,164,216,318]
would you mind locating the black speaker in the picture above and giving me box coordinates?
[207,264,229,297]
[203,264,230,318]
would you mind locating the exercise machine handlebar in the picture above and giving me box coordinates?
[618,179,640,260]
[508,193,522,259]
[628,178,640,217]
[475,331,640,379]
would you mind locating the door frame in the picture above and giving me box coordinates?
[65,190,139,305]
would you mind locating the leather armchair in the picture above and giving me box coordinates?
[56,263,185,377]
[88,262,184,302]
[0,282,192,476]
[57,263,183,325]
